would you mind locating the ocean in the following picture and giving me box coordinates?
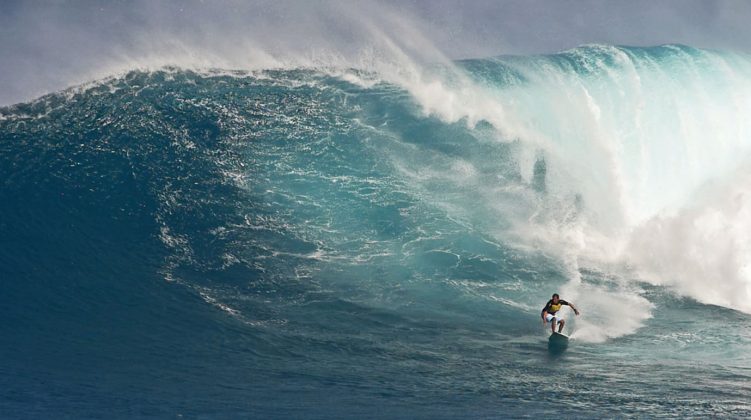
[2,44,751,417]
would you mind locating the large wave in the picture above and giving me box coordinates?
[3,44,751,353]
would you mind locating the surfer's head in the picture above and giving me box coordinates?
[552,293,560,303]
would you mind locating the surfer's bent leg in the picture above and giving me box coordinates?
[558,319,565,333]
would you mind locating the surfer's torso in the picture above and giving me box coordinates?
[541,299,569,315]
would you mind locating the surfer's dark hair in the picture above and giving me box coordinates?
[552,293,559,299]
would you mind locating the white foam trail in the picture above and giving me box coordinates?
[562,282,654,343]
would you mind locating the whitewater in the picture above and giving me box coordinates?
[2,44,751,417]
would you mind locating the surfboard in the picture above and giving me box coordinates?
[549,331,569,342]
[548,331,569,353]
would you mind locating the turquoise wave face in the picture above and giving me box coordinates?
[2,46,751,417]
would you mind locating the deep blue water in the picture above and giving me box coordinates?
[2,45,751,417]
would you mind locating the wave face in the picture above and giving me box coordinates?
[3,45,751,417]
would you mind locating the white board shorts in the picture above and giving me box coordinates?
[544,313,564,323]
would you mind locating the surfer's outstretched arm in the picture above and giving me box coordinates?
[557,299,580,316]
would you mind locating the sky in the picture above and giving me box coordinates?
[2,0,751,106]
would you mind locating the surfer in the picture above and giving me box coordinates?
[541,293,580,334]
